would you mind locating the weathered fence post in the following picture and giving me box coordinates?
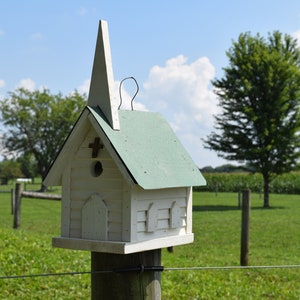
[11,188,15,215]
[13,183,23,229]
[91,250,162,299]
[240,189,250,266]
[215,183,218,196]
[238,191,241,208]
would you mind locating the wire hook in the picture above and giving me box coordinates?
[118,76,139,111]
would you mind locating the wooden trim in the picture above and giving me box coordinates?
[61,166,71,237]
[52,234,194,254]
[122,182,132,242]
[186,187,193,234]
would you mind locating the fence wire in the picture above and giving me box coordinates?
[1,264,300,280]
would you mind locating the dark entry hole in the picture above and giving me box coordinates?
[92,161,103,177]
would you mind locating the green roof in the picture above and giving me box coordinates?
[88,106,206,189]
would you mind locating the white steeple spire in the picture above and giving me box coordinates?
[87,20,120,130]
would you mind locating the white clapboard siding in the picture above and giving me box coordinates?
[108,220,122,240]
[108,232,122,241]
[70,157,116,168]
[130,186,189,242]
[69,228,81,238]
[133,186,187,200]
[71,162,120,179]
[137,197,187,211]
[67,127,124,241]
[70,209,81,220]
[70,189,122,203]
[71,178,123,192]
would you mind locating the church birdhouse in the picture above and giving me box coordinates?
[43,20,206,254]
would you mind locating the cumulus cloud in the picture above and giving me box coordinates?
[30,32,44,40]
[78,79,90,94]
[143,55,218,126]
[77,7,88,16]
[17,78,36,91]
[0,79,5,88]
[292,29,300,46]
[142,55,221,167]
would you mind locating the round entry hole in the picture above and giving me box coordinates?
[92,161,103,177]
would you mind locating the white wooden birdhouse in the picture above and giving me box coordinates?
[43,20,206,254]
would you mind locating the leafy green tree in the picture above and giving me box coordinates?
[17,153,39,179]
[0,88,86,190]
[0,159,24,183]
[203,31,300,207]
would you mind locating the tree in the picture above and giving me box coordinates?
[0,88,86,190]
[17,153,39,179]
[203,31,300,207]
[0,159,24,184]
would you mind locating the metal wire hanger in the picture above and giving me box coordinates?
[118,76,139,110]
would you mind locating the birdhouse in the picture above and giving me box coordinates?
[43,20,206,254]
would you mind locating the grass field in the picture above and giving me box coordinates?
[0,191,299,299]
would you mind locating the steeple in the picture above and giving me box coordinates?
[87,20,120,130]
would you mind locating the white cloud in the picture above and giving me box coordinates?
[143,55,218,125]
[30,32,44,40]
[77,7,88,16]
[292,30,300,47]
[142,54,223,167]
[0,79,5,88]
[17,78,36,91]
[78,79,90,94]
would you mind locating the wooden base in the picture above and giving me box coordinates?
[91,249,162,299]
[52,234,193,254]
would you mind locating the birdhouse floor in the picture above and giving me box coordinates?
[52,234,194,254]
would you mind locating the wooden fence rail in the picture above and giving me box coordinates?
[21,191,61,200]
[12,183,61,229]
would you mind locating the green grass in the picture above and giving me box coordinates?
[0,191,300,299]
[163,192,300,299]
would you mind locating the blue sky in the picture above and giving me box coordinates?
[1,1,300,167]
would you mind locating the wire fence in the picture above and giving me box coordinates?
[1,264,300,280]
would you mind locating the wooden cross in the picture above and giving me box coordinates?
[89,137,103,158]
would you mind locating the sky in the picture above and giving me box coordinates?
[1,1,300,168]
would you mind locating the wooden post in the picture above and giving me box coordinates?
[238,191,241,208]
[13,183,23,229]
[11,188,15,215]
[215,183,218,196]
[91,249,162,299]
[240,189,250,266]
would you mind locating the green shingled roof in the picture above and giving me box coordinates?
[88,106,206,189]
